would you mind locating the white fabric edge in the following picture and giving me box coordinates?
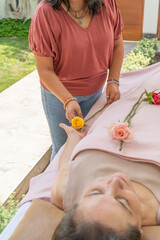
[0,201,32,240]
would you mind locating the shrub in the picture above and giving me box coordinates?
[0,193,19,234]
[122,38,158,72]
[0,18,31,39]
[121,51,151,72]
[133,38,158,62]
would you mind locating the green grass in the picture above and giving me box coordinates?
[0,37,36,93]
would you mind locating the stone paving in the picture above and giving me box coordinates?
[0,40,143,203]
[0,71,51,203]
[124,40,138,57]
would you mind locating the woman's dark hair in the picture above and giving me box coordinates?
[52,204,141,240]
[45,0,105,15]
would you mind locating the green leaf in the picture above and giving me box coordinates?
[145,89,149,97]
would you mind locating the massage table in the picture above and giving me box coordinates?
[1,62,160,240]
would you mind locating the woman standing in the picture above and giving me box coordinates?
[29,0,124,160]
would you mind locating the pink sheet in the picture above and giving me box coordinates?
[19,62,160,207]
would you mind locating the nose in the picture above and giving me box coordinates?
[107,176,126,195]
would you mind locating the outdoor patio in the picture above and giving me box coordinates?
[0,1,160,238]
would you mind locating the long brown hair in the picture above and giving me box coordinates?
[52,204,141,240]
[45,0,105,15]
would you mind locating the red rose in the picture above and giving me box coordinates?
[152,92,160,105]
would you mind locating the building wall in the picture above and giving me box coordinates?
[143,0,159,35]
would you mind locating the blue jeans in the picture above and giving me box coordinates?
[41,87,102,161]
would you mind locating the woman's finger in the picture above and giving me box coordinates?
[65,101,82,121]
[114,92,121,102]
[66,112,75,122]
[59,123,70,135]
[59,123,67,129]
[108,92,116,105]
[80,126,88,135]
[74,105,83,118]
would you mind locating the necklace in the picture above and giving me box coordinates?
[69,5,89,25]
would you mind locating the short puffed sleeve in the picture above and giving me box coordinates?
[113,0,124,40]
[29,1,60,61]
[106,0,124,40]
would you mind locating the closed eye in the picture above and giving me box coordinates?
[85,192,132,216]
[117,198,132,215]
[86,189,103,197]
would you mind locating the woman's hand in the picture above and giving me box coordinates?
[59,123,87,142]
[65,100,83,122]
[106,83,120,105]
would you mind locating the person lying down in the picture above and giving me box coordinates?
[50,120,160,240]
[49,69,160,240]
[4,64,159,240]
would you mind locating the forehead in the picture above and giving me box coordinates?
[80,194,126,215]
[78,195,132,231]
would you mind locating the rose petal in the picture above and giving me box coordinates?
[108,122,133,142]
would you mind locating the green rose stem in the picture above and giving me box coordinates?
[120,99,145,151]
[85,103,108,123]
[83,90,153,151]
[119,95,151,151]
[119,92,145,151]
[123,92,145,123]
[127,98,147,126]
[119,140,123,151]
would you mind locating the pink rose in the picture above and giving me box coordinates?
[152,92,160,105]
[108,122,133,142]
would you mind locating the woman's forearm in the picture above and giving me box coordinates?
[58,135,80,169]
[39,69,72,103]
[108,36,124,81]
[50,136,78,207]
[58,123,87,169]
[35,55,83,121]
[51,126,84,207]
[34,55,72,103]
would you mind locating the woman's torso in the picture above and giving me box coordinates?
[29,0,123,95]
[63,150,160,214]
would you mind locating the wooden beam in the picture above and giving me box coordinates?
[3,146,52,208]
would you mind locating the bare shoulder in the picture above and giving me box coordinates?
[51,164,70,210]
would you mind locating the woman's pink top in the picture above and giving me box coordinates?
[29,0,123,96]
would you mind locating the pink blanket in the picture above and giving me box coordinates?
[19,62,160,207]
